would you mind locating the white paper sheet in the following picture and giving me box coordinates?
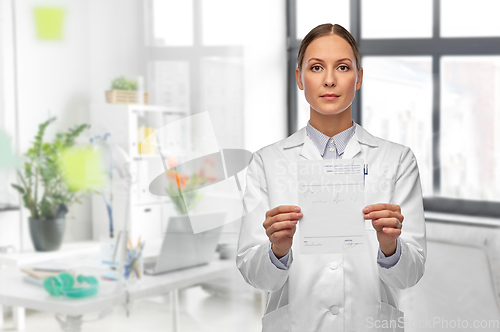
[297,158,367,254]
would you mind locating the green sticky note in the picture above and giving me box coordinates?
[60,147,104,191]
[0,130,18,169]
[34,7,65,40]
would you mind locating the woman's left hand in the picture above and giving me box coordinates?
[363,203,403,256]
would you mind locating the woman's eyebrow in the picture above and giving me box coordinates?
[307,57,352,64]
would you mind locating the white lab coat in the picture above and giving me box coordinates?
[236,123,426,332]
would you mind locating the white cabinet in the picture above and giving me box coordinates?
[90,104,185,244]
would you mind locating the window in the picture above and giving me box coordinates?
[361,56,433,196]
[201,0,245,46]
[149,0,194,46]
[361,0,433,39]
[440,56,500,201]
[441,0,500,38]
[287,0,500,217]
[296,0,350,40]
[144,0,244,149]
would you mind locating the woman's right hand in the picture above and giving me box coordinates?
[263,205,303,259]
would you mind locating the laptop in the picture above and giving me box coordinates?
[144,211,225,275]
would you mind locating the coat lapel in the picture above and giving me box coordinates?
[343,133,362,159]
[283,122,378,161]
[299,134,322,161]
[283,126,322,161]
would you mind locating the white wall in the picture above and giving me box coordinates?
[243,0,287,153]
[10,0,141,248]
[1,0,17,140]
[0,0,4,126]
[88,0,141,104]
[14,0,91,247]
[15,0,90,148]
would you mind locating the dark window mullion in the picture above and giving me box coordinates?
[432,56,441,194]
[287,0,298,136]
[360,38,500,55]
[351,0,361,125]
[432,0,441,194]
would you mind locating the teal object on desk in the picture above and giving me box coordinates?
[44,272,99,298]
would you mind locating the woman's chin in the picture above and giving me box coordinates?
[311,108,350,116]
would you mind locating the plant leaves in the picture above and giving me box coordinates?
[12,117,93,219]
[11,183,25,194]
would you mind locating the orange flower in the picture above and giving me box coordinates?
[176,174,188,189]
[165,170,177,180]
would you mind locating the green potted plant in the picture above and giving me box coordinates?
[105,76,149,104]
[11,117,92,251]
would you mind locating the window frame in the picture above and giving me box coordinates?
[286,0,500,217]
[140,0,243,116]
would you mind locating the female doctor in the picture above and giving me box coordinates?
[236,23,426,332]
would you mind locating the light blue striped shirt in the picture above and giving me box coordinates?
[270,119,401,269]
[306,119,356,159]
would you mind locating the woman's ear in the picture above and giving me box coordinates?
[295,67,304,90]
[356,67,363,90]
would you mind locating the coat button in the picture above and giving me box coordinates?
[330,306,340,315]
[329,262,339,270]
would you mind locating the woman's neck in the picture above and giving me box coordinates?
[309,108,353,137]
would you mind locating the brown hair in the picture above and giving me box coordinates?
[297,23,360,72]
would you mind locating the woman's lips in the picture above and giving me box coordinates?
[321,95,339,101]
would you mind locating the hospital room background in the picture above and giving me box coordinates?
[0,0,499,331]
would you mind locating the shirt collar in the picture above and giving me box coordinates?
[305,119,356,157]
[283,120,378,150]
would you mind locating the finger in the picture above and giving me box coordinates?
[363,203,401,214]
[266,220,299,238]
[272,212,303,224]
[263,211,302,229]
[364,210,403,222]
[371,218,401,232]
[381,227,402,237]
[270,226,296,242]
[266,205,301,219]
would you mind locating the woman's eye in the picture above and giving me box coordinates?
[338,65,349,71]
[311,65,322,71]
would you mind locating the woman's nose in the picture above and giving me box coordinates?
[324,71,336,87]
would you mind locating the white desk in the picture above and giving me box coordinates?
[0,242,100,267]
[0,241,100,330]
[128,260,235,332]
[0,259,234,332]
